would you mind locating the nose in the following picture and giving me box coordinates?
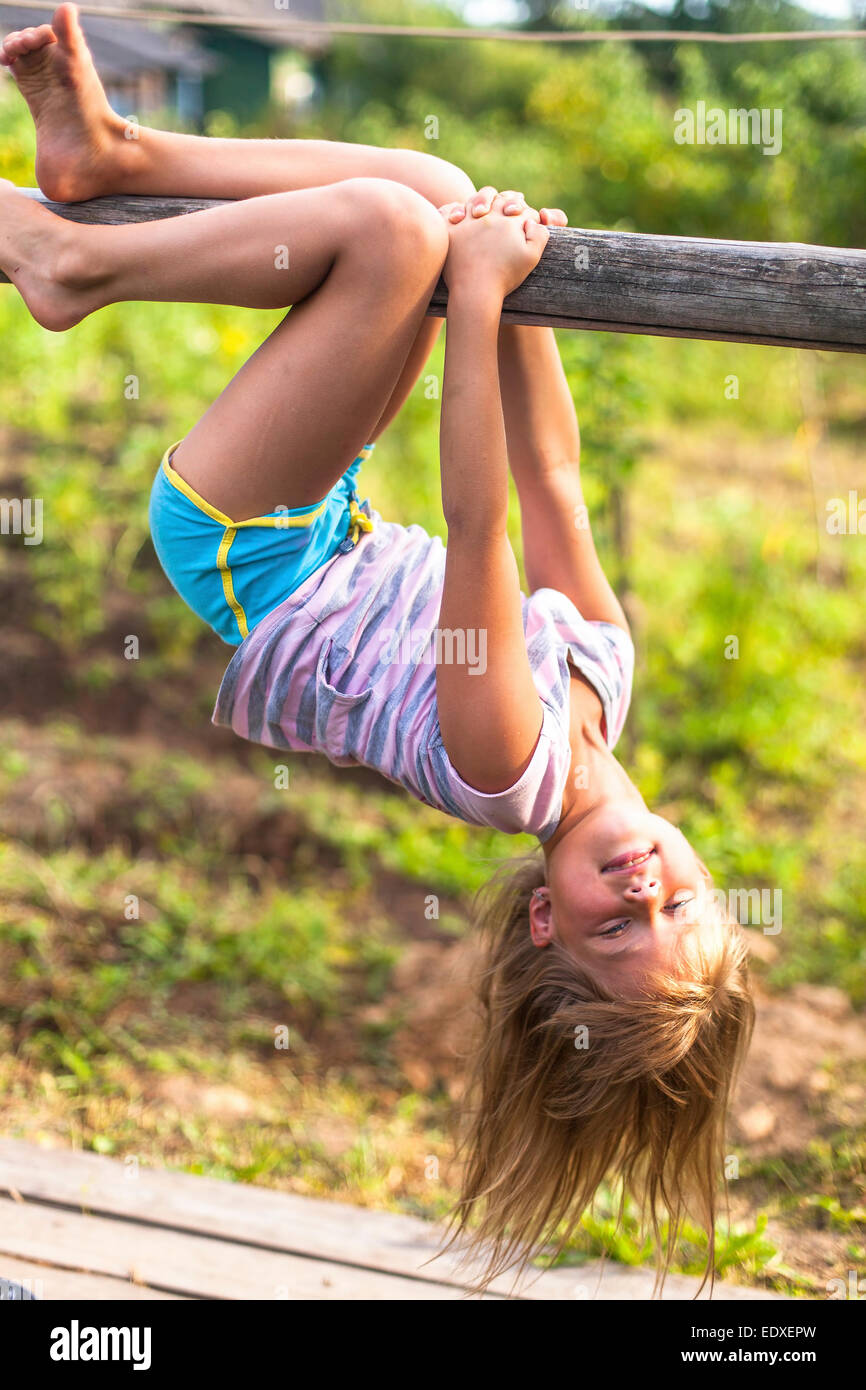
[624,877,661,902]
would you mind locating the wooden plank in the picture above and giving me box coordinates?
[0,1141,785,1300]
[2,190,863,353]
[0,1197,499,1301]
[0,1253,186,1301]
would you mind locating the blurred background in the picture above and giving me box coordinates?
[0,0,864,1295]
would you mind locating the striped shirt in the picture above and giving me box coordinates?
[213,502,635,841]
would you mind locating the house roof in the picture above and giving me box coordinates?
[0,5,216,74]
[0,0,329,66]
[140,0,329,51]
[171,0,325,23]
[179,0,328,51]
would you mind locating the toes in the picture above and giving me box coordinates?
[20,26,44,51]
[53,4,83,48]
[1,31,24,62]
[2,32,28,63]
[2,26,57,61]
[28,25,57,51]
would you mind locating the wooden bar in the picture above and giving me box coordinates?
[2,189,864,352]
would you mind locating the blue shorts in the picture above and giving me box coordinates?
[149,440,375,645]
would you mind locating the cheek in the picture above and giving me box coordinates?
[550,877,606,939]
[655,820,700,874]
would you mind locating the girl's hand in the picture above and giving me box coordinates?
[438,190,552,301]
[440,186,569,231]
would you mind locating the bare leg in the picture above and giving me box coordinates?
[0,5,475,206]
[0,175,449,518]
[1,6,473,437]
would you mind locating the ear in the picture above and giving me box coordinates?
[529,888,555,948]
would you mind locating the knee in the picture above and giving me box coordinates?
[406,150,477,207]
[337,178,449,273]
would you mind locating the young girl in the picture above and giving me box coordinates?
[2,7,754,1293]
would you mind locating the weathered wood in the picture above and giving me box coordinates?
[0,1253,187,1301]
[2,189,864,352]
[17,188,235,223]
[0,1140,785,1300]
[0,1196,493,1300]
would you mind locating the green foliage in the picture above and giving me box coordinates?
[1,12,865,1286]
[553,1182,785,1286]
[315,3,866,247]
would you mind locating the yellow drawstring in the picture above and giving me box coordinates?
[346,497,374,548]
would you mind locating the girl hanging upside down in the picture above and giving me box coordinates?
[1,5,754,1293]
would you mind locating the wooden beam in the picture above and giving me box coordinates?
[4,190,866,353]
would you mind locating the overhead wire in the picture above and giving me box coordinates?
[2,0,864,42]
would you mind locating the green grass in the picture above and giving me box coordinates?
[2,65,865,1293]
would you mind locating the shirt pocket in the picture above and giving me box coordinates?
[314,635,376,766]
[316,634,375,703]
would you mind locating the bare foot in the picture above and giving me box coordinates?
[0,178,105,329]
[0,4,129,203]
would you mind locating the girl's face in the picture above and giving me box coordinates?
[534,803,711,988]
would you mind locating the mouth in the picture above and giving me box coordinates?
[601,846,656,874]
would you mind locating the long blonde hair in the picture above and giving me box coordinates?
[443,852,755,1293]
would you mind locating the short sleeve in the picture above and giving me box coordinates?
[422,704,571,839]
[525,587,635,753]
[589,620,635,749]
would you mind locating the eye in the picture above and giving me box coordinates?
[665,895,695,915]
[600,920,630,938]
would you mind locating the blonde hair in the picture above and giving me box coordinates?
[443,852,755,1294]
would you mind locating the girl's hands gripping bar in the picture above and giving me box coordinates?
[441,186,568,228]
[437,189,551,302]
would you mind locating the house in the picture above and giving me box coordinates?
[0,0,327,124]
[178,0,327,122]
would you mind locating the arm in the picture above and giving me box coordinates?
[497,322,630,633]
[435,208,549,794]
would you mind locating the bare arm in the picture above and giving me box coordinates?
[435,207,549,793]
[498,322,629,633]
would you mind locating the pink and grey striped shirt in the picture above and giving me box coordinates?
[213,502,635,841]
